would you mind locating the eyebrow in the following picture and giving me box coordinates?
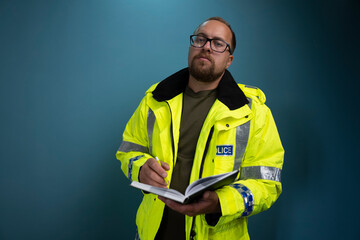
[197,32,225,42]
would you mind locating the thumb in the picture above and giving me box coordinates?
[203,191,212,200]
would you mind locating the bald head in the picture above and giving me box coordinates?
[194,17,236,54]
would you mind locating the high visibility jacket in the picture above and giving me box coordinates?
[116,68,284,240]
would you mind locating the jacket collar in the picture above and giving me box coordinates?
[152,67,249,110]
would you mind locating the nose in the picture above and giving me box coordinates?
[203,40,212,52]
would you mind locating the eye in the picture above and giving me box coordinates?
[213,40,225,47]
[195,36,206,44]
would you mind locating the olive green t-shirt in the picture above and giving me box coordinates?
[156,86,217,240]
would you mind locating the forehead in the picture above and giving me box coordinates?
[195,20,232,42]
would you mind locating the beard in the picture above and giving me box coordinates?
[189,53,224,83]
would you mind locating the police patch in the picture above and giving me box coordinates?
[216,145,234,156]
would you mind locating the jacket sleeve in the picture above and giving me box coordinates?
[206,104,284,226]
[116,96,153,182]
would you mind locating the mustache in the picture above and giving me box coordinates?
[194,52,214,63]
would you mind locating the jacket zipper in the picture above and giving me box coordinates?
[165,101,176,166]
[198,126,214,179]
[190,126,214,240]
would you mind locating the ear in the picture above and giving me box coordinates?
[225,55,234,69]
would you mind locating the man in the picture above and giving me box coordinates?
[116,17,284,240]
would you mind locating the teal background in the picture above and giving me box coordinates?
[1,0,359,239]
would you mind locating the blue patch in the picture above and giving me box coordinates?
[216,145,234,156]
[128,155,144,180]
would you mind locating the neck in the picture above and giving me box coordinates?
[188,72,224,93]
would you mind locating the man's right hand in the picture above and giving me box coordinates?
[139,158,170,188]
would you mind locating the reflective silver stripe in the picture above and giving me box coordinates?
[247,97,252,109]
[245,85,258,89]
[147,108,156,155]
[234,121,251,171]
[230,183,254,217]
[118,141,149,153]
[233,98,252,170]
[240,166,281,182]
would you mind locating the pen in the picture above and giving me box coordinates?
[155,157,169,185]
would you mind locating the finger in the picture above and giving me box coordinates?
[200,191,221,213]
[202,191,212,200]
[160,161,170,171]
[140,163,167,187]
[146,166,168,186]
[148,158,168,178]
[201,191,219,201]
[158,197,198,216]
[163,192,219,216]
[143,175,167,187]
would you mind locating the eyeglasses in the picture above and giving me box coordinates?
[190,35,232,55]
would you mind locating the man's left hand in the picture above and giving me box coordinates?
[158,191,221,217]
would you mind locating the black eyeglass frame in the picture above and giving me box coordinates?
[190,35,233,55]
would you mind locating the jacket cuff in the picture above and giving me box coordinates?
[216,186,245,217]
[127,155,150,182]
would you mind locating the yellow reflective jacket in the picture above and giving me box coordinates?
[116,68,284,240]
